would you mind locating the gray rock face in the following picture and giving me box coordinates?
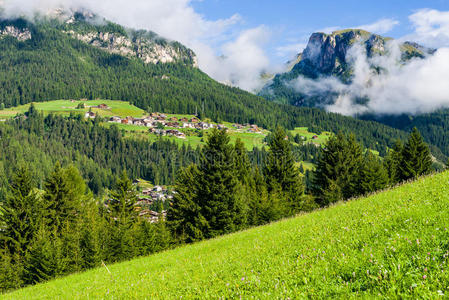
[300,30,380,75]
[66,30,197,66]
[0,26,31,41]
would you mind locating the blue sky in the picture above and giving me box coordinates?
[192,0,449,63]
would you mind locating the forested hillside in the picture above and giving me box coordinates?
[0,16,436,157]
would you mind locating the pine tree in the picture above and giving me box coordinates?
[43,162,83,231]
[312,133,363,206]
[197,129,246,238]
[23,226,66,285]
[0,166,41,259]
[263,126,304,214]
[399,128,433,181]
[107,170,138,225]
[359,152,389,195]
[167,165,206,243]
[234,138,251,184]
[383,140,403,185]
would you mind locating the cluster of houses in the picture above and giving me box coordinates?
[134,184,173,223]
[107,113,227,138]
[83,105,264,135]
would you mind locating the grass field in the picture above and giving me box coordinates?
[290,127,331,145]
[0,100,145,119]
[5,172,449,299]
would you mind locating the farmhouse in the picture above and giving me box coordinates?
[110,116,121,123]
[85,111,96,119]
[96,103,110,109]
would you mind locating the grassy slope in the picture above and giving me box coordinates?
[5,172,449,299]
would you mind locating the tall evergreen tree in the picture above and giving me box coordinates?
[383,140,403,185]
[263,126,304,214]
[399,128,433,181]
[43,162,83,231]
[312,133,363,206]
[0,167,41,259]
[107,170,138,224]
[359,152,389,195]
[167,165,206,243]
[197,129,246,238]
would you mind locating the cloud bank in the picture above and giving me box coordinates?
[290,41,449,116]
[0,0,272,92]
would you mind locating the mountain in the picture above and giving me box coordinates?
[0,12,427,157]
[259,29,434,107]
[6,171,449,298]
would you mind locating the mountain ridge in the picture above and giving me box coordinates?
[259,29,434,107]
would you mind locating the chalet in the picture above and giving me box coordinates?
[85,111,96,119]
[133,119,144,126]
[165,122,180,128]
[121,119,129,124]
[218,124,226,130]
[110,116,121,123]
[157,115,166,121]
[190,117,200,123]
[234,124,244,129]
[143,120,153,127]
[160,114,167,119]
[96,103,110,110]
[182,123,194,129]
[198,122,211,130]
[180,117,189,123]
[150,112,159,118]
[312,135,319,140]
[170,117,178,122]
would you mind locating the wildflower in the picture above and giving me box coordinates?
[424,267,428,272]
[241,277,245,281]
[423,275,427,279]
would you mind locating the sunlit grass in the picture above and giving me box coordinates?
[5,172,449,299]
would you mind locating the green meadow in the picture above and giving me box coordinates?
[0,100,145,119]
[5,172,449,299]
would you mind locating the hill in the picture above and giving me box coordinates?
[5,171,449,299]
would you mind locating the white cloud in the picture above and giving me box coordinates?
[358,18,399,34]
[291,41,449,116]
[0,0,273,92]
[407,9,449,48]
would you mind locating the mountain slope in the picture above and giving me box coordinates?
[6,172,449,299]
[260,29,433,107]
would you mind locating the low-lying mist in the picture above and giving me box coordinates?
[289,41,449,116]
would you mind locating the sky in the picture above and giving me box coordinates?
[191,0,449,62]
[2,0,449,93]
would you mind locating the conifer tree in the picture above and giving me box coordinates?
[0,166,41,259]
[263,126,304,214]
[196,129,246,238]
[167,165,206,243]
[43,162,83,231]
[399,128,433,181]
[108,170,138,225]
[383,140,403,185]
[234,138,251,184]
[359,152,389,195]
[312,133,363,206]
